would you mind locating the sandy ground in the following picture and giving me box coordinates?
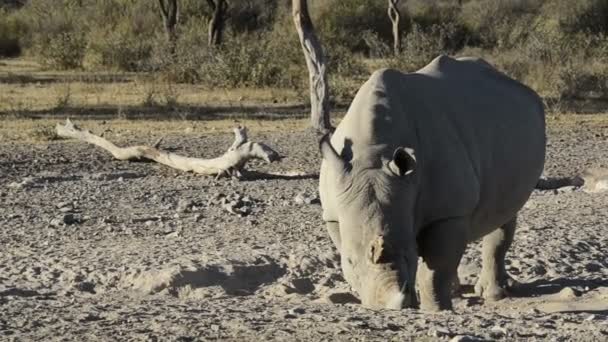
[1,118,607,341]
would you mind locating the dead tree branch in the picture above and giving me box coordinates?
[207,0,227,46]
[158,0,179,44]
[388,0,401,55]
[56,119,281,178]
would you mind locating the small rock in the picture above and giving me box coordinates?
[165,231,181,238]
[288,307,305,315]
[556,287,580,300]
[294,193,306,205]
[489,326,507,338]
[176,199,194,213]
[56,201,72,209]
[430,327,451,338]
[62,214,76,225]
[585,262,601,272]
[74,281,96,293]
[326,292,359,304]
[285,278,314,294]
[585,314,596,321]
[531,264,547,276]
[49,218,63,227]
[77,313,102,322]
[450,335,481,342]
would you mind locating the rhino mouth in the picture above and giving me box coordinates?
[361,267,414,310]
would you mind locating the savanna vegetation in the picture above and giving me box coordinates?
[1,0,608,118]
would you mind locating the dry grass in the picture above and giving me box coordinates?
[2,58,608,144]
[0,59,305,115]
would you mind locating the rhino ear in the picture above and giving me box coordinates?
[369,235,392,264]
[320,133,347,175]
[388,147,416,177]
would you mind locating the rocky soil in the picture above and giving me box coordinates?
[1,119,607,341]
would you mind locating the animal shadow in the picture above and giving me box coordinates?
[509,277,608,297]
[168,261,286,296]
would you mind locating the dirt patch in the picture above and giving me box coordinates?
[0,119,607,340]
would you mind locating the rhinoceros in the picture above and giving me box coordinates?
[319,55,545,311]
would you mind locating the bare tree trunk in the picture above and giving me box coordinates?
[388,0,401,55]
[158,0,179,47]
[206,0,227,46]
[292,0,332,134]
[56,119,282,178]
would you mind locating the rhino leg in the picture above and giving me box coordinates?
[417,218,467,311]
[475,216,519,301]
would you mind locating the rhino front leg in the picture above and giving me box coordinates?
[417,218,467,311]
[475,216,519,301]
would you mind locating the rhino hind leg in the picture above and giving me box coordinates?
[475,216,519,301]
[417,218,467,311]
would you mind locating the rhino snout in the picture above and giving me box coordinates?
[360,270,414,310]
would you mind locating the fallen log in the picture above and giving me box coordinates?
[56,119,282,178]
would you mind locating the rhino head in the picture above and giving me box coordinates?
[320,134,419,309]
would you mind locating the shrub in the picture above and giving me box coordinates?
[35,31,87,69]
[0,10,25,57]
[560,0,608,35]
[314,0,401,55]
[86,24,155,71]
[388,23,460,72]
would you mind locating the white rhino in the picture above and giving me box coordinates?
[319,55,545,311]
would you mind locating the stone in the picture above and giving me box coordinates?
[556,287,580,300]
[430,327,451,338]
[585,262,601,272]
[450,335,481,342]
[288,307,305,315]
[62,214,76,225]
[489,326,507,338]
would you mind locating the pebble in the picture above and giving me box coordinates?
[288,307,305,315]
[450,335,481,342]
[531,264,547,276]
[176,199,194,213]
[429,327,451,338]
[62,214,76,225]
[326,292,359,304]
[489,326,507,338]
[556,287,580,300]
[585,262,601,272]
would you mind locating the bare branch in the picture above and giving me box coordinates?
[56,119,282,178]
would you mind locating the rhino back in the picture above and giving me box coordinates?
[325,55,545,238]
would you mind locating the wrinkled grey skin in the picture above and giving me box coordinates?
[319,55,545,311]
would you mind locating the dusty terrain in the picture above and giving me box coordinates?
[1,116,607,341]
